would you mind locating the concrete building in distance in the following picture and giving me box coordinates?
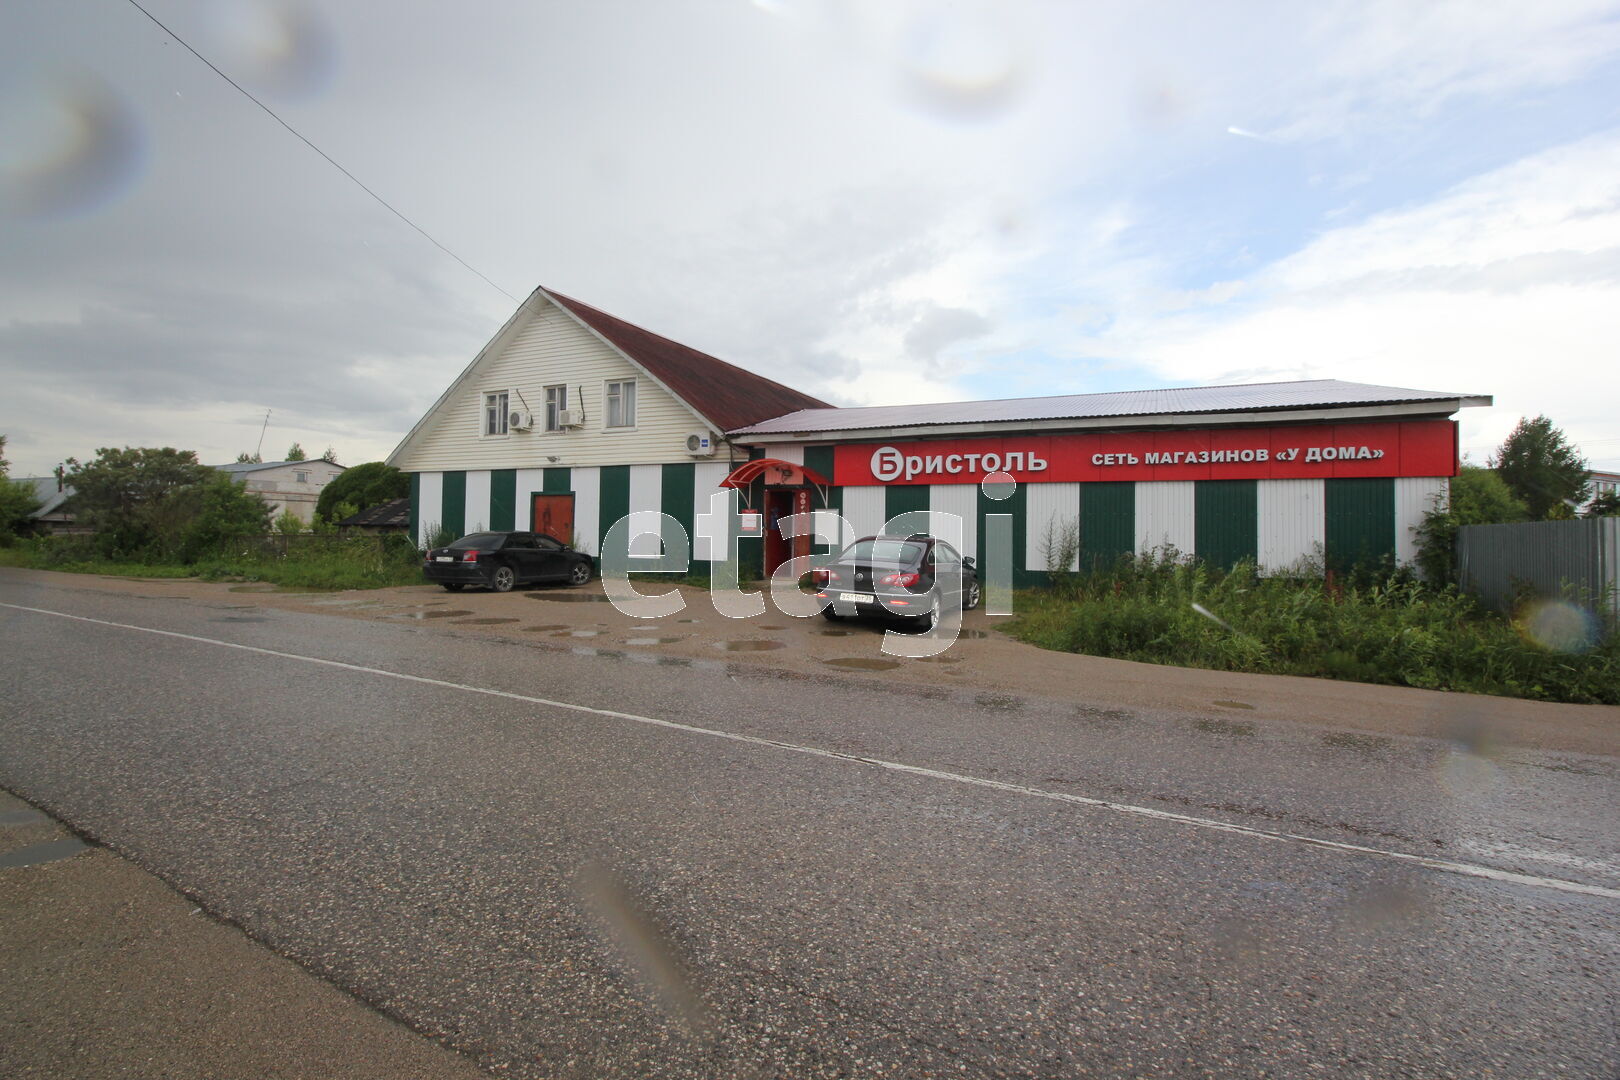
[213,459,345,524]
[389,287,1492,579]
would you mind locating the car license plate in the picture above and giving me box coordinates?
[434,556,453,562]
[838,592,873,604]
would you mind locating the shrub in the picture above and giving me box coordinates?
[1006,553,1618,704]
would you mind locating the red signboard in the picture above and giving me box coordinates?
[832,420,1457,485]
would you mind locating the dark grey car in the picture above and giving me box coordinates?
[812,534,979,630]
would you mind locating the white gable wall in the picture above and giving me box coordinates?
[394,301,721,473]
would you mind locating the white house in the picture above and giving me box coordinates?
[214,459,346,524]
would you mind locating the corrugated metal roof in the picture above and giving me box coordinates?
[212,460,345,474]
[728,379,1489,436]
[18,477,75,518]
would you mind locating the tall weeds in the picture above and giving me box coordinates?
[1006,551,1619,704]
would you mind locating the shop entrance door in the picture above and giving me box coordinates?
[762,488,812,577]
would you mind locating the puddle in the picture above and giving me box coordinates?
[625,637,684,645]
[677,618,699,623]
[822,657,900,671]
[227,585,321,594]
[1212,700,1256,711]
[757,624,786,630]
[957,629,989,639]
[1197,718,1257,737]
[0,837,87,870]
[0,809,48,827]
[210,616,269,623]
[714,640,786,652]
[525,592,612,603]
[817,629,853,637]
[392,609,475,620]
[916,654,963,664]
[556,630,602,638]
[454,617,520,625]
[521,624,569,632]
[1322,732,1391,754]
[974,693,1023,712]
[310,598,381,608]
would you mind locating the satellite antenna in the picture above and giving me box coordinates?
[254,409,271,461]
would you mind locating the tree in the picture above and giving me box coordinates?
[314,461,408,522]
[1413,465,1530,583]
[285,442,307,462]
[0,435,42,543]
[1492,416,1590,520]
[320,446,339,463]
[178,473,272,561]
[66,447,213,558]
[235,451,262,464]
[1586,491,1620,518]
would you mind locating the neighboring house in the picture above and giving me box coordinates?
[338,497,411,534]
[389,286,1492,578]
[1580,469,1620,514]
[213,459,346,524]
[19,476,81,534]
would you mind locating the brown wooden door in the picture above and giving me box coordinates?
[530,493,575,546]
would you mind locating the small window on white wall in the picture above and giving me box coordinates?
[606,379,636,428]
[484,391,509,436]
[545,385,568,431]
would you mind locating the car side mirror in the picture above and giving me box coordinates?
[962,556,976,567]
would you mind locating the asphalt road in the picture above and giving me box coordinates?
[2,571,1618,1078]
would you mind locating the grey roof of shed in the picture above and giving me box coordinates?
[19,477,76,518]
[728,379,1491,436]
[213,460,344,474]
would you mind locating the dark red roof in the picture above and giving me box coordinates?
[545,289,831,433]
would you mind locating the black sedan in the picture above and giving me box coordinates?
[812,533,979,630]
[423,531,594,592]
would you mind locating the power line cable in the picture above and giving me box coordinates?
[122,0,518,304]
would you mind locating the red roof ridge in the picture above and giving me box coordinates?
[543,288,832,434]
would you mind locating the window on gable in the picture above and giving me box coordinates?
[606,379,636,428]
[295,471,308,484]
[485,391,509,436]
[544,385,568,432]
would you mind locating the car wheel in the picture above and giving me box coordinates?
[917,590,943,632]
[821,606,842,622]
[567,560,592,586]
[964,580,980,610]
[490,564,517,593]
[442,583,464,592]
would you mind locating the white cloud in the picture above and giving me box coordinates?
[1077,129,1620,466]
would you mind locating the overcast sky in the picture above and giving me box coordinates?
[4,0,1620,477]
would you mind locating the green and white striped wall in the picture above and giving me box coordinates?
[410,456,1446,577]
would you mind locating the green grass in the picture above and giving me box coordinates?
[1006,553,1619,705]
[0,536,426,592]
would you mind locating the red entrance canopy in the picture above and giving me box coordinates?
[719,458,831,507]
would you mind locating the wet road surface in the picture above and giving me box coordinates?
[1,572,1618,1077]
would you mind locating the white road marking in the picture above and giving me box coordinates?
[5,600,1619,901]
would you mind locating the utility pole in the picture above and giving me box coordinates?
[254,409,271,462]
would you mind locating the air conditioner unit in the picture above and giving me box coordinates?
[685,432,716,456]
[558,409,584,428]
[508,410,534,431]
